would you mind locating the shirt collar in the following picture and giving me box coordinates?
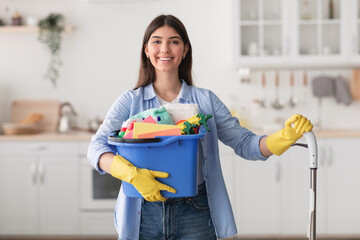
[143,79,192,103]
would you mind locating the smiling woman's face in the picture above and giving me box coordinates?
[145,25,189,75]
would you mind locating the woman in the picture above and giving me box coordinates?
[87,14,313,240]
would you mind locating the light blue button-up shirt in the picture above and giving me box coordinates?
[87,80,268,239]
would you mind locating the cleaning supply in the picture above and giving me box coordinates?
[108,127,206,198]
[110,155,176,202]
[137,128,181,139]
[177,113,212,134]
[266,114,313,156]
[130,106,174,125]
[119,107,174,138]
[163,103,199,124]
[118,118,143,138]
[132,122,181,139]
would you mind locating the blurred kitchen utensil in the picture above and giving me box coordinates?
[289,72,298,108]
[11,99,60,132]
[2,122,40,135]
[351,69,360,100]
[58,102,77,133]
[89,117,102,132]
[334,75,352,105]
[312,76,335,98]
[303,71,308,89]
[302,71,309,103]
[272,72,285,110]
[259,72,270,108]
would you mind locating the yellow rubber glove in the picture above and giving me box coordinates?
[266,114,313,156]
[110,155,176,202]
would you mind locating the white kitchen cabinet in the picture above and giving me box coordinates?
[319,138,360,234]
[80,211,117,235]
[235,155,282,234]
[282,137,360,235]
[349,0,360,60]
[233,0,290,66]
[233,0,359,67]
[281,142,319,234]
[220,137,360,236]
[0,141,80,235]
[219,141,282,235]
[219,142,237,215]
[0,155,38,234]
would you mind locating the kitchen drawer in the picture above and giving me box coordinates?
[0,141,79,155]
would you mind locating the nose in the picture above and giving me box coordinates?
[161,43,170,53]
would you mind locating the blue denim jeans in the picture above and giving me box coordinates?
[139,182,217,240]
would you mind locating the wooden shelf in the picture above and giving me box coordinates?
[0,25,74,33]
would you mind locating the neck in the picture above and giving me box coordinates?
[153,72,181,102]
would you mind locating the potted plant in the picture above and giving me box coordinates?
[38,13,65,87]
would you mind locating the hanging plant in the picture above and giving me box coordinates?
[38,13,65,87]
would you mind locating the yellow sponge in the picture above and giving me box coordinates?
[137,128,181,139]
[132,122,180,139]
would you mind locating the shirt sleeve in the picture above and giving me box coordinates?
[87,91,133,174]
[209,91,268,161]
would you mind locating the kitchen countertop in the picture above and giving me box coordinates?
[253,128,360,138]
[1,129,360,142]
[0,131,93,141]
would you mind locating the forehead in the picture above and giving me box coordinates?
[150,25,181,38]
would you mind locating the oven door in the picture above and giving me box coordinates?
[80,156,121,210]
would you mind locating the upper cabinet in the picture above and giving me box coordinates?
[351,0,360,59]
[234,0,288,63]
[234,0,359,68]
[297,0,341,56]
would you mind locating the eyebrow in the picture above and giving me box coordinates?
[151,36,182,40]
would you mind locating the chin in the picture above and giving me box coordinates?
[156,66,178,73]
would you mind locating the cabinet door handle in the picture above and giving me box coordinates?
[28,145,48,152]
[31,163,37,184]
[38,163,45,184]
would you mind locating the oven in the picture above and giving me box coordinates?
[80,152,121,210]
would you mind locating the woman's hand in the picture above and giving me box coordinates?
[265,114,313,156]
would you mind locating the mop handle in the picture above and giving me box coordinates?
[303,131,318,169]
[303,131,318,240]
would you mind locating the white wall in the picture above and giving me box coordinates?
[0,0,359,132]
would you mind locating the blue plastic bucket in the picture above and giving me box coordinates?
[108,129,205,198]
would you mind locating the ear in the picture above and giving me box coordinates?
[144,44,149,57]
[183,43,189,58]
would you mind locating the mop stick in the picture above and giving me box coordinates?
[303,131,318,240]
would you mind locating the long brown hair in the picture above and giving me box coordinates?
[134,15,193,90]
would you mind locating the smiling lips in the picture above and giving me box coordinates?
[158,57,173,62]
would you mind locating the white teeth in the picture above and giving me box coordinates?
[159,58,172,60]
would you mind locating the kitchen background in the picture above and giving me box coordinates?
[1,0,360,239]
[0,0,359,132]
